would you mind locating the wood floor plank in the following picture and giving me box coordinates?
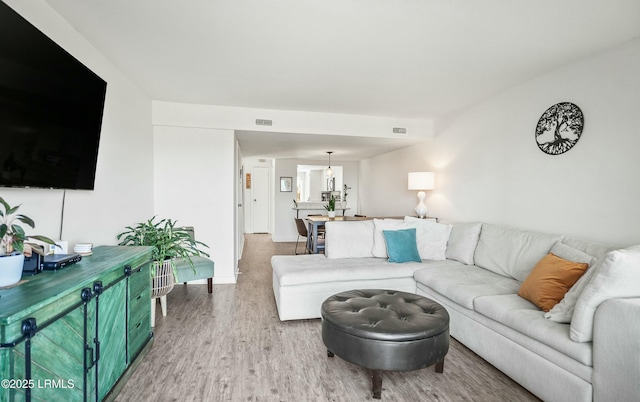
[115,234,540,401]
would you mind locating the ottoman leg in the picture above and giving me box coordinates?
[370,369,383,399]
[327,350,334,358]
[435,359,445,373]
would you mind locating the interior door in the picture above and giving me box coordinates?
[252,167,270,233]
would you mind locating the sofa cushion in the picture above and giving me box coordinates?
[414,263,521,310]
[545,242,599,323]
[445,222,482,265]
[518,253,589,312]
[561,237,610,260]
[550,242,597,266]
[325,220,375,259]
[570,245,640,342]
[383,228,422,263]
[474,223,562,281]
[474,294,593,366]
[272,255,425,287]
[404,216,452,261]
[372,219,407,258]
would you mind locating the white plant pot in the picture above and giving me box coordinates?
[328,211,336,218]
[0,253,25,287]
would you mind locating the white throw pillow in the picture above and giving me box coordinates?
[404,216,453,261]
[372,219,408,258]
[325,220,375,259]
[544,242,597,323]
[446,222,482,265]
[569,245,640,342]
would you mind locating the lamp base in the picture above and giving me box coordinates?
[415,191,428,219]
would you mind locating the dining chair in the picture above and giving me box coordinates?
[294,218,312,254]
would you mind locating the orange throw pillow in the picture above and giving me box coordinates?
[518,253,589,312]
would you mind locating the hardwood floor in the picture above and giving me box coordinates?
[115,234,540,402]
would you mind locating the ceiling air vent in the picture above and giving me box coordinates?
[256,119,273,126]
[393,127,407,134]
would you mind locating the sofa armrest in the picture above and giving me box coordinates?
[593,297,640,402]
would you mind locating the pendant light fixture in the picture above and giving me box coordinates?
[326,151,334,177]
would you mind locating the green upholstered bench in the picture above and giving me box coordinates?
[175,256,215,293]
[174,227,214,293]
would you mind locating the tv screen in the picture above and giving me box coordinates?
[0,2,107,190]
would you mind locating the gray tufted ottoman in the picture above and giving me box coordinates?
[321,289,449,399]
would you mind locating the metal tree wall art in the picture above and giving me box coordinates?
[535,102,584,155]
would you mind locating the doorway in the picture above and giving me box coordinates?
[252,166,270,233]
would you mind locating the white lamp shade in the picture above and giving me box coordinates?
[408,172,435,190]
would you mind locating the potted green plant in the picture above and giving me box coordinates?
[0,196,56,287]
[324,195,336,218]
[116,216,209,281]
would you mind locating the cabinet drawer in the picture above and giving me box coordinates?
[129,289,150,326]
[129,263,151,297]
[129,313,151,359]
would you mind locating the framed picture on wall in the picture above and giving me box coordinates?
[280,177,292,192]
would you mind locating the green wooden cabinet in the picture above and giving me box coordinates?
[0,246,153,402]
[127,264,151,362]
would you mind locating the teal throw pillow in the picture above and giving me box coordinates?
[382,228,422,263]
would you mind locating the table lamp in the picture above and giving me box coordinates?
[408,172,435,218]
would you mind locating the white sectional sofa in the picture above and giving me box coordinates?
[271,218,640,402]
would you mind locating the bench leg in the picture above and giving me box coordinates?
[370,369,383,399]
[327,350,334,358]
[207,277,213,293]
[435,359,445,373]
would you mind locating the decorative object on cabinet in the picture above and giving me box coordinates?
[324,195,337,218]
[407,172,435,219]
[280,176,292,192]
[535,102,584,155]
[0,196,55,287]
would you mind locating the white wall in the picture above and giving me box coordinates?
[273,159,359,242]
[153,126,237,284]
[3,1,154,247]
[360,39,640,247]
[153,102,433,140]
[359,144,435,218]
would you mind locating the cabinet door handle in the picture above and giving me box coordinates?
[85,347,94,371]
[94,339,100,362]
[93,281,103,295]
[81,287,93,302]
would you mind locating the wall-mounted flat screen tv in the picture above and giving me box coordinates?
[0,2,107,190]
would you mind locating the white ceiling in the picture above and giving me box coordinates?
[43,0,640,160]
